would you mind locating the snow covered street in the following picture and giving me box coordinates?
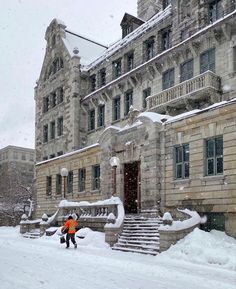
[0,227,235,289]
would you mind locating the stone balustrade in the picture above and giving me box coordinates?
[147,71,221,111]
[20,197,124,243]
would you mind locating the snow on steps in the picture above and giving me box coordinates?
[22,229,41,239]
[112,216,162,256]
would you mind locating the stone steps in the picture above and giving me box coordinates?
[22,229,41,239]
[112,216,162,255]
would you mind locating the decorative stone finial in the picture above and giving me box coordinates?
[73,47,79,55]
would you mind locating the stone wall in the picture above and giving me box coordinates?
[164,101,236,237]
[159,224,199,252]
[35,145,102,218]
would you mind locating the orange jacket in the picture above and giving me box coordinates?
[63,219,78,234]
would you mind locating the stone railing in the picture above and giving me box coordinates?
[147,71,221,110]
[20,197,124,245]
[159,209,202,252]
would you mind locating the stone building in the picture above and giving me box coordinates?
[0,146,35,225]
[35,0,236,237]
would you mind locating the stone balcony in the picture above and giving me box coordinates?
[147,71,221,114]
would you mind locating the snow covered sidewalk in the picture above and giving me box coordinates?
[0,227,235,289]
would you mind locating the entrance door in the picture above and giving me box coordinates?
[124,161,141,214]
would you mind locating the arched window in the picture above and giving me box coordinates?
[44,57,64,80]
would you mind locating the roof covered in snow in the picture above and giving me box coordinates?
[63,30,108,66]
[83,5,172,71]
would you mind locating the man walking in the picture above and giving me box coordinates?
[62,215,78,249]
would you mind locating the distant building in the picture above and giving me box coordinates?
[0,146,35,225]
[35,0,236,238]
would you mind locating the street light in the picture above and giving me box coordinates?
[60,167,68,199]
[109,157,120,196]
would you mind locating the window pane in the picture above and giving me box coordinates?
[180,59,193,82]
[184,163,189,178]
[207,159,214,175]
[206,139,214,158]
[175,147,182,163]
[215,137,223,156]
[176,164,182,178]
[217,157,223,174]
[183,144,189,162]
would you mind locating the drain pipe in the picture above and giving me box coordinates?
[160,118,167,213]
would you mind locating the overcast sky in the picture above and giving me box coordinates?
[0,0,137,150]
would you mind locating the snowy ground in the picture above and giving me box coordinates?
[0,227,235,289]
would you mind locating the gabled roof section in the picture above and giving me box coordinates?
[83,5,172,71]
[63,30,108,66]
[120,13,145,27]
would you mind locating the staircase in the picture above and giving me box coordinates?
[22,229,41,239]
[112,216,162,255]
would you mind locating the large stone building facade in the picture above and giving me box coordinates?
[0,146,35,225]
[35,0,236,237]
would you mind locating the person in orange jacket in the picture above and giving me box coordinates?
[62,215,78,249]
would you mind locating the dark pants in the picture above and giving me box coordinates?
[66,233,76,248]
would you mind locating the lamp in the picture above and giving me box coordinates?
[109,157,120,196]
[60,167,68,199]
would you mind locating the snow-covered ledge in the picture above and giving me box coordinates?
[159,209,202,252]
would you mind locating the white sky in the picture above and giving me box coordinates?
[0,0,137,150]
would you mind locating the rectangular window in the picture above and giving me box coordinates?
[30,154,34,161]
[50,121,55,140]
[143,87,151,109]
[124,90,133,116]
[50,154,55,159]
[67,171,73,194]
[57,151,63,156]
[205,136,223,176]
[88,109,95,131]
[126,52,134,71]
[46,176,52,196]
[123,25,132,38]
[180,59,194,82]
[57,117,63,136]
[113,59,122,78]
[99,68,106,87]
[209,0,222,23]
[43,124,48,143]
[57,87,64,104]
[90,74,96,92]
[22,153,26,161]
[145,37,155,61]
[56,174,62,195]
[200,48,215,73]
[43,96,50,113]
[113,96,121,121]
[92,165,100,190]
[174,144,189,179]
[51,92,57,108]
[79,168,86,192]
[161,27,172,51]
[162,68,174,90]
[97,105,105,127]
